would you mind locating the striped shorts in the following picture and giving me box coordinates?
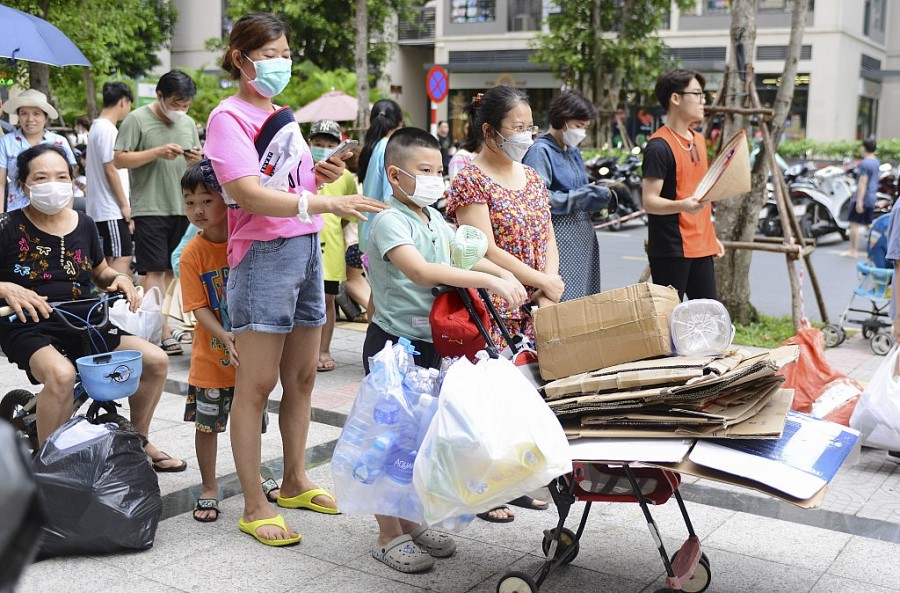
[96,218,134,258]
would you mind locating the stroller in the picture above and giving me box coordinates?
[823,212,895,355]
[433,287,710,593]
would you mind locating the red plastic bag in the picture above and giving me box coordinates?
[779,327,860,420]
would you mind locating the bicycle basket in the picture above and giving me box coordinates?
[75,350,143,401]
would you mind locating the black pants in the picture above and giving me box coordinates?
[361,322,440,375]
[648,255,718,301]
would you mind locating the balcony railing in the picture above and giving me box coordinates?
[398,5,436,43]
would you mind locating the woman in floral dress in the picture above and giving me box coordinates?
[448,85,563,348]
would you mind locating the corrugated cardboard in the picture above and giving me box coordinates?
[533,283,681,381]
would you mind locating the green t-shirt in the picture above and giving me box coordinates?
[318,170,358,282]
[368,197,454,342]
[114,104,200,217]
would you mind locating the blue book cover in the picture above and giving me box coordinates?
[690,411,859,499]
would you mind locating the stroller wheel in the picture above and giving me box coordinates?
[541,527,579,564]
[669,551,711,593]
[863,326,876,340]
[821,324,845,348]
[497,571,537,593]
[871,332,893,356]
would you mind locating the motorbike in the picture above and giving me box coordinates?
[792,165,856,240]
[590,147,646,231]
[757,161,814,237]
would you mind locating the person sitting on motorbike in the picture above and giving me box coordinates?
[0,144,185,470]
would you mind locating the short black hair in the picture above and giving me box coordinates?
[16,144,73,189]
[157,70,196,101]
[863,139,877,153]
[655,69,706,111]
[181,162,207,193]
[102,81,134,108]
[548,90,597,130]
[384,127,441,169]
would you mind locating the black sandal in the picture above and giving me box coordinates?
[261,478,280,503]
[193,498,220,522]
[508,495,549,511]
[476,505,515,523]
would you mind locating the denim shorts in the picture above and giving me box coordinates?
[226,234,325,334]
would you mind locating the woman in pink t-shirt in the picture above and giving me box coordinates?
[204,12,384,547]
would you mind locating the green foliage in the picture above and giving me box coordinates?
[225,0,414,79]
[733,314,821,349]
[531,0,694,102]
[4,0,176,120]
[780,138,900,164]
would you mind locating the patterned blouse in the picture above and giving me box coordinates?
[447,163,551,343]
[0,210,102,305]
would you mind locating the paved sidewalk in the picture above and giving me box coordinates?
[8,321,900,593]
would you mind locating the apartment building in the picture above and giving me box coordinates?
[387,0,898,143]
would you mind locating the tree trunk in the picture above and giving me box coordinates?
[712,0,758,324]
[28,63,51,99]
[713,0,809,324]
[83,67,98,120]
[354,0,369,143]
[590,0,603,147]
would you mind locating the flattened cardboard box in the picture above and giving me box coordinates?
[533,283,681,380]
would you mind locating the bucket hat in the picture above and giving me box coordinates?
[3,89,58,120]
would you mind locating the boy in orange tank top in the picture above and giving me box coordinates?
[642,69,724,300]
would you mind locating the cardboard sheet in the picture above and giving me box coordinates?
[568,438,692,464]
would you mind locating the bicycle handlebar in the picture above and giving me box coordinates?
[0,293,125,328]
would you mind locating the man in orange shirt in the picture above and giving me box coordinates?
[641,69,724,300]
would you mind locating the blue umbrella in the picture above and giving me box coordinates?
[0,3,90,67]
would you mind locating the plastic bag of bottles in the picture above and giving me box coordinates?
[331,339,442,522]
[413,353,572,528]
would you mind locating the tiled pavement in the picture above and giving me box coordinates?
[7,321,900,593]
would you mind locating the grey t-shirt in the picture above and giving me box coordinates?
[114,104,199,217]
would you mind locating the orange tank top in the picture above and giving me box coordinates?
[649,126,719,258]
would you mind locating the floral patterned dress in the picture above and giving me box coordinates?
[447,163,551,347]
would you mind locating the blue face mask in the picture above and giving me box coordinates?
[243,55,292,98]
[310,146,332,162]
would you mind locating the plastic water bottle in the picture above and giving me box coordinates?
[394,337,417,377]
[373,390,400,425]
[384,437,417,485]
[416,394,439,446]
[353,435,392,484]
[427,368,441,397]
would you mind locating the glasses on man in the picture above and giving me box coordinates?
[678,91,706,102]
[502,124,539,135]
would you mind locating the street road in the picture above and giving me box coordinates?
[595,219,866,324]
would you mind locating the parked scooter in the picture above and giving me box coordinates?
[591,146,646,231]
[792,165,856,240]
[757,161,814,237]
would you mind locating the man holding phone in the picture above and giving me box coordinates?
[114,70,202,355]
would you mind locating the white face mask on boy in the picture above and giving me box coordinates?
[397,168,445,207]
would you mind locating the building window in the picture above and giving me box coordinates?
[857,97,878,141]
[705,0,731,14]
[508,0,542,32]
[450,0,496,24]
[863,0,885,39]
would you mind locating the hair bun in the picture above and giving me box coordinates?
[472,93,484,109]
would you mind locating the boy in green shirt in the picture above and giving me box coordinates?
[361,127,526,572]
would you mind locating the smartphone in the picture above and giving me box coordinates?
[324,139,359,161]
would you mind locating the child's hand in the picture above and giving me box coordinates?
[223,331,239,367]
[491,277,527,309]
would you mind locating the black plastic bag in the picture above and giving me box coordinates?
[33,416,161,558]
[0,421,44,592]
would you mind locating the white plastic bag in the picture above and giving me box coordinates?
[850,345,900,450]
[109,286,163,345]
[413,354,572,528]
